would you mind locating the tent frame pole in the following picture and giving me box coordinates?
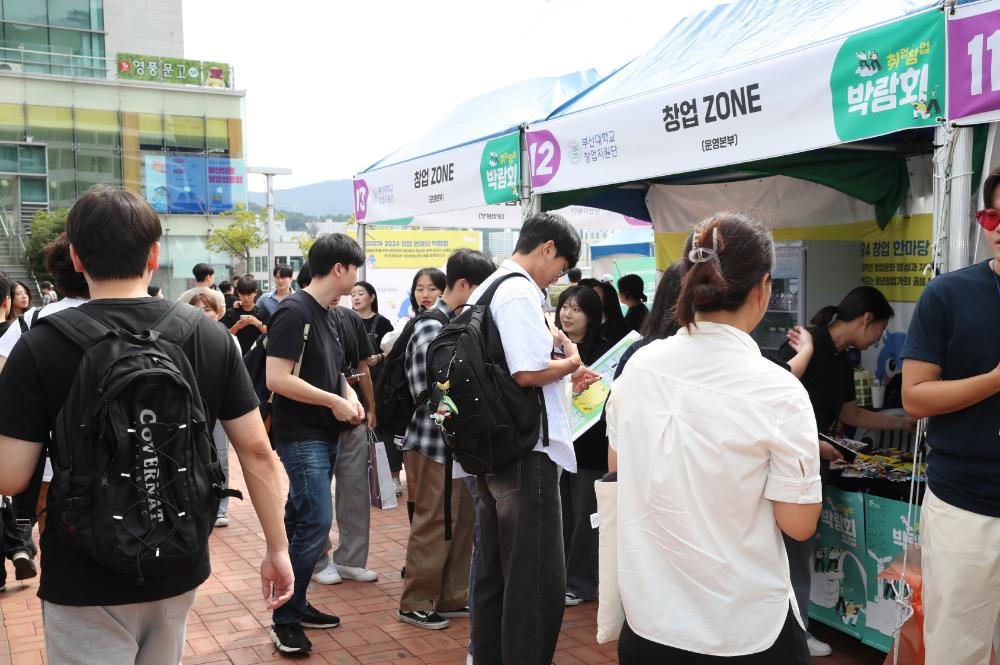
[946,126,974,272]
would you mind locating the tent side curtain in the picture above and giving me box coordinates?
[542,149,913,230]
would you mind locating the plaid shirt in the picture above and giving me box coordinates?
[401,299,453,463]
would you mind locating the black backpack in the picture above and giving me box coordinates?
[426,272,548,477]
[374,308,450,441]
[38,302,240,585]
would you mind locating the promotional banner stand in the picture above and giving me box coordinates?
[358,218,368,281]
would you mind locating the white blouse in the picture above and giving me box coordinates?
[607,321,821,656]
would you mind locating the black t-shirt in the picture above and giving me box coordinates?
[777,325,855,435]
[363,313,394,351]
[267,291,346,445]
[575,338,612,471]
[624,303,649,334]
[903,261,1000,516]
[220,304,271,356]
[332,307,374,372]
[0,297,258,606]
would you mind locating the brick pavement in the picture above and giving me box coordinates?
[1,451,888,665]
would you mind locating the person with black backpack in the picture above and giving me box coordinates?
[430,213,599,665]
[395,249,495,631]
[265,234,366,656]
[0,185,293,665]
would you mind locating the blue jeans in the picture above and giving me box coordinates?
[272,439,340,627]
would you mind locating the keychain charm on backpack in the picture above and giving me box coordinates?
[432,394,459,426]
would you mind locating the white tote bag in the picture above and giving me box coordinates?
[367,430,398,510]
[595,477,625,643]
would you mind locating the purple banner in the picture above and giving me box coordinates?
[949,3,1000,120]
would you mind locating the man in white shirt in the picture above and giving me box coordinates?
[466,213,599,665]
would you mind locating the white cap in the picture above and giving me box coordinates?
[600,273,614,283]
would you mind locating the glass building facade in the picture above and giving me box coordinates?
[0,74,247,298]
[1,0,107,78]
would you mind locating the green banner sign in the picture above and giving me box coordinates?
[479,133,521,205]
[117,53,231,88]
[831,10,945,142]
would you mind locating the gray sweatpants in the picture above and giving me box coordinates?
[212,421,230,516]
[321,423,370,568]
[43,589,197,665]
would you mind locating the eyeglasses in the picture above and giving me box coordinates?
[977,208,1000,231]
[558,267,572,278]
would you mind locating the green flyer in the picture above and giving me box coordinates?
[569,330,640,440]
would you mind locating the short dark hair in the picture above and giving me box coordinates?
[235,275,258,295]
[296,262,312,289]
[984,166,1000,209]
[0,271,11,310]
[218,280,233,294]
[617,274,647,303]
[147,285,162,298]
[308,233,364,278]
[44,232,90,299]
[273,263,293,278]
[566,268,582,283]
[514,212,581,268]
[446,249,495,289]
[192,262,215,282]
[39,280,53,290]
[409,268,446,313]
[66,185,162,280]
[353,280,378,313]
[676,212,774,328]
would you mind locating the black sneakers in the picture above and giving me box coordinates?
[12,553,37,580]
[270,624,311,654]
[270,603,341,656]
[300,602,341,629]
[397,609,450,630]
[438,606,470,618]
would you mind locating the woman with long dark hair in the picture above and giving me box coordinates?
[608,212,821,663]
[775,285,914,657]
[580,278,629,345]
[617,274,649,334]
[8,281,30,322]
[351,280,400,492]
[555,285,610,607]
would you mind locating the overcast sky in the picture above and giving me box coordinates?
[183,0,725,189]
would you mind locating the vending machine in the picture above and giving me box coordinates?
[752,240,862,355]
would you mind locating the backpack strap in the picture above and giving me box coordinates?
[17,315,27,334]
[35,307,114,350]
[151,300,205,347]
[477,271,528,308]
[31,306,43,327]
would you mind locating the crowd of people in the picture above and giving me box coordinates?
[0,179,998,665]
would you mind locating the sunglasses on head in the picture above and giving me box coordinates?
[977,208,1000,231]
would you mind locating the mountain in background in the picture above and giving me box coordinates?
[249,179,355,218]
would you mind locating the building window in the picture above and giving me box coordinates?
[0,0,106,78]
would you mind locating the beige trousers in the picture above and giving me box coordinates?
[399,450,474,613]
[922,488,1000,665]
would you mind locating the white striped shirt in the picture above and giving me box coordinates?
[466,259,576,473]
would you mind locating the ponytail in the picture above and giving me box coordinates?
[810,305,840,327]
[810,286,893,328]
[675,212,773,329]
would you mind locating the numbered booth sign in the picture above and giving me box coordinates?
[949,1,1000,120]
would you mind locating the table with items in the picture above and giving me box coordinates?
[808,433,925,653]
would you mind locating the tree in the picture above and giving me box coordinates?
[296,233,315,257]
[205,204,266,275]
[24,208,69,284]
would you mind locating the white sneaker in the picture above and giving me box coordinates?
[806,633,832,657]
[214,515,229,527]
[335,564,379,582]
[466,653,473,665]
[312,561,342,585]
